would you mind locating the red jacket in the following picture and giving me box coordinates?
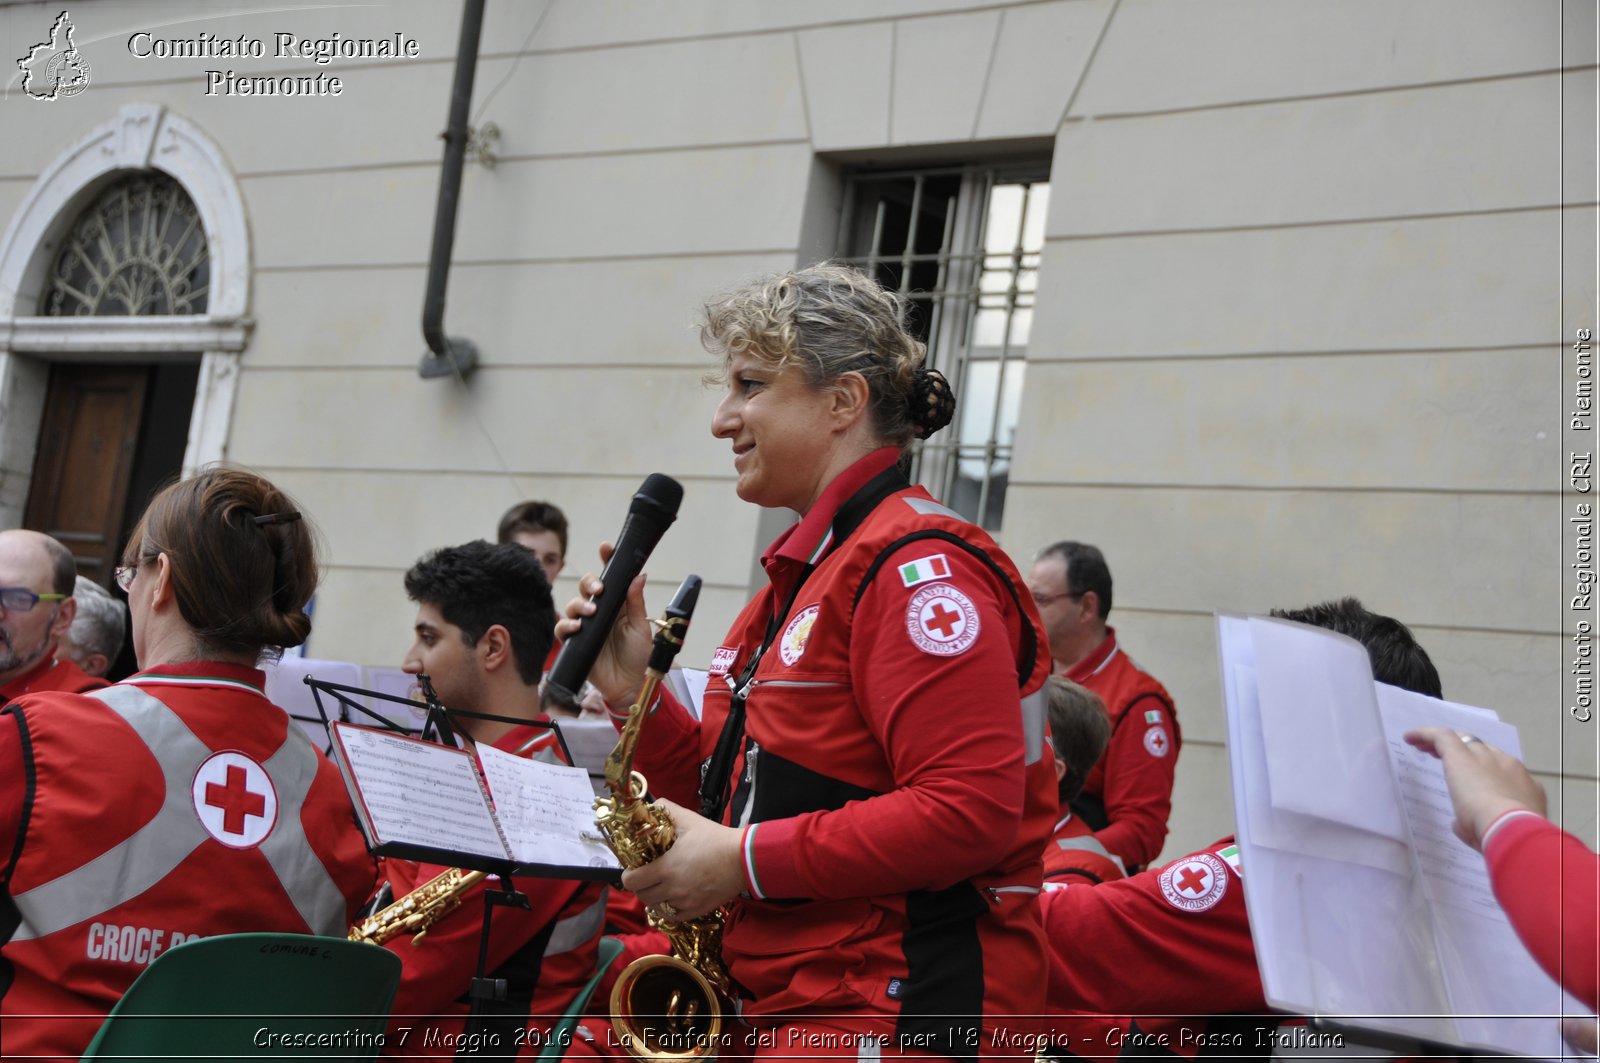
[0,652,106,705]
[379,723,608,1058]
[1481,810,1599,1010]
[0,663,376,1060]
[625,448,1056,1054]
[1043,813,1125,885]
[1063,630,1179,869]
[1043,837,1275,1059]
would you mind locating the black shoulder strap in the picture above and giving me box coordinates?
[0,707,36,888]
[851,528,1038,687]
[698,465,909,822]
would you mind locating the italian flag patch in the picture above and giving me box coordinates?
[1219,844,1243,878]
[1145,709,1164,724]
[898,554,951,587]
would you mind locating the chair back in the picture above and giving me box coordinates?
[81,932,401,1061]
[537,936,625,1060]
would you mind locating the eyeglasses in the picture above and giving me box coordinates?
[0,587,67,613]
[114,565,141,593]
[1030,589,1084,608]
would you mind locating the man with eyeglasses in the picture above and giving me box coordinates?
[1028,541,1178,873]
[0,530,107,705]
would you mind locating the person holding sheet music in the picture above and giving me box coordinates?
[0,466,377,1060]
[561,263,1058,1059]
[1404,726,1599,1050]
[1040,597,1444,1060]
[385,540,608,1057]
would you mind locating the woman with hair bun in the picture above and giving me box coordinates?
[563,263,1056,1058]
[0,466,376,1059]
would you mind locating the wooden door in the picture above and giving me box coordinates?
[22,364,149,585]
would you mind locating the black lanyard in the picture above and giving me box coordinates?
[698,465,907,822]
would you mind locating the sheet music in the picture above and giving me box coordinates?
[333,724,507,860]
[477,743,621,872]
[1220,614,1576,1060]
[1379,687,1515,914]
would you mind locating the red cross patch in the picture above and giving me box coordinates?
[1143,725,1171,758]
[191,751,278,849]
[1158,852,1228,912]
[905,583,980,657]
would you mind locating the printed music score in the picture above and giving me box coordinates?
[332,725,506,857]
[330,722,621,880]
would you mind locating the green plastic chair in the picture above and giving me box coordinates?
[81,932,402,1061]
[537,935,625,1060]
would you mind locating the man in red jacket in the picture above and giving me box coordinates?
[0,529,106,704]
[1029,541,1176,871]
[382,540,607,1058]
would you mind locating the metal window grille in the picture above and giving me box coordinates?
[835,163,1049,530]
[42,173,210,317]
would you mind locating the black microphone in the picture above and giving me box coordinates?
[545,473,683,708]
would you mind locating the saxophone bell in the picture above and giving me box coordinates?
[610,953,723,1062]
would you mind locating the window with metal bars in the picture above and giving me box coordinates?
[835,163,1049,530]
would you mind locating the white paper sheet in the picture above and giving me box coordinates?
[333,724,506,859]
[477,743,621,871]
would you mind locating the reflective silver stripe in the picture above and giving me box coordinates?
[543,888,607,957]
[11,684,346,940]
[1054,835,1127,876]
[256,725,351,935]
[901,496,963,521]
[1020,687,1045,765]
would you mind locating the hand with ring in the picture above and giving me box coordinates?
[1404,726,1548,850]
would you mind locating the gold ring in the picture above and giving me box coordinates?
[656,901,678,921]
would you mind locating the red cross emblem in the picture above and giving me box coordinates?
[1143,725,1170,758]
[191,751,278,848]
[1175,864,1209,895]
[205,764,266,834]
[923,601,962,638]
[1159,853,1229,912]
[906,584,980,657]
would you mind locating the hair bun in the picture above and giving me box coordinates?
[909,368,955,440]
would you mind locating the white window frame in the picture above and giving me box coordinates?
[0,103,252,526]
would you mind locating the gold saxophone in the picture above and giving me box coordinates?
[348,867,487,945]
[594,576,731,1062]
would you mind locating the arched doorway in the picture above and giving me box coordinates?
[0,104,252,585]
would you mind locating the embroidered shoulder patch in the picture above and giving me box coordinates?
[1158,852,1228,912]
[1218,844,1243,879]
[1143,725,1171,758]
[708,645,739,679]
[779,604,819,666]
[192,751,278,849]
[1144,708,1164,724]
[898,553,951,588]
[905,583,980,656]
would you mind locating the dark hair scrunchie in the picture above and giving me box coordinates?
[909,368,956,440]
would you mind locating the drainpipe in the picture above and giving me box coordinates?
[418,0,484,379]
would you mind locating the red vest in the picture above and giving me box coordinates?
[1072,637,1176,797]
[1,667,376,1059]
[1043,814,1126,884]
[693,479,1056,1045]
[0,653,106,705]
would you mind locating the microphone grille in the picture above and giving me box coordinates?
[634,473,684,517]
